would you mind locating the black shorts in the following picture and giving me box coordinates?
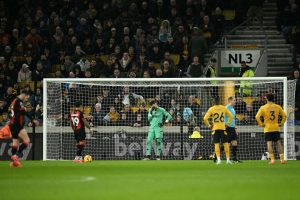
[74,130,86,143]
[226,127,237,142]
[9,124,23,139]
[265,132,281,142]
[213,130,228,143]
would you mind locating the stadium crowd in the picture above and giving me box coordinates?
[0,0,299,127]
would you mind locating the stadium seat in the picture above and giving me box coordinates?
[131,106,139,113]
[29,81,42,91]
[243,97,255,106]
[82,55,95,61]
[83,106,92,115]
[51,64,61,73]
[100,55,109,63]
[170,54,180,65]
[236,114,245,121]
[154,63,161,69]
[223,10,236,21]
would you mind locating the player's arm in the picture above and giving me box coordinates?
[203,108,212,128]
[70,116,75,131]
[148,108,153,122]
[255,108,264,127]
[279,106,287,126]
[81,112,91,130]
[225,109,233,127]
[162,108,172,123]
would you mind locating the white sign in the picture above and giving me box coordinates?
[220,50,261,68]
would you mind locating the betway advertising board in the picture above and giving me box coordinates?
[220,49,261,73]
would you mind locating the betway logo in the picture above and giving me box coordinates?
[114,135,198,160]
[0,142,32,160]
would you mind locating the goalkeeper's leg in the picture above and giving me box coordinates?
[154,127,163,160]
[145,128,155,159]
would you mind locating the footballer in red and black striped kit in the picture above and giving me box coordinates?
[8,90,30,167]
[70,101,92,163]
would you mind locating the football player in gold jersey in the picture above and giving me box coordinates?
[255,93,287,164]
[203,96,233,165]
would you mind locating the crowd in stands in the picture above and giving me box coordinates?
[0,0,299,126]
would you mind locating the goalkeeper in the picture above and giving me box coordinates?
[143,100,172,160]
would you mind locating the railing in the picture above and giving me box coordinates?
[223,17,269,50]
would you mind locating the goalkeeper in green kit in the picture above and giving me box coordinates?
[143,100,172,160]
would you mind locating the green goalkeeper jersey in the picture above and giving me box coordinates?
[148,107,172,128]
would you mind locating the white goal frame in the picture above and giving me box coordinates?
[43,77,292,160]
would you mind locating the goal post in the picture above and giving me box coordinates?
[43,77,296,160]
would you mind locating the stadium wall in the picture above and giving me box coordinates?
[1,127,299,160]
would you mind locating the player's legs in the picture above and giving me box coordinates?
[74,131,86,162]
[231,140,238,161]
[145,128,155,159]
[17,129,30,156]
[154,127,163,159]
[9,125,22,167]
[222,131,231,164]
[213,131,221,164]
[267,141,275,163]
[265,132,276,164]
[76,139,86,161]
[276,139,285,164]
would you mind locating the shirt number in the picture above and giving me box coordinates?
[213,113,224,123]
[72,117,79,127]
[269,111,275,121]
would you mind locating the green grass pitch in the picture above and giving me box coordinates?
[0,160,299,200]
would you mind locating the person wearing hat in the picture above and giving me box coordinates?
[239,61,254,96]
[17,64,32,82]
[206,58,218,96]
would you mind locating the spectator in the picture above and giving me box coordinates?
[5,62,18,85]
[200,15,215,46]
[239,61,255,96]
[147,61,157,77]
[103,106,119,125]
[119,86,145,106]
[206,58,218,96]
[159,20,172,43]
[0,112,9,126]
[118,52,132,76]
[177,51,190,77]
[111,68,122,78]
[77,58,90,72]
[92,103,105,126]
[18,64,32,82]
[148,45,163,63]
[119,104,134,126]
[155,68,164,78]
[189,28,207,65]
[0,99,5,115]
[134,104,148,127]
[235,96,247,115]
[252,92,267,114]
[160,51,175,72]
[187,95,201,124]
[247,0,264,28]
[244,104,256,125]
[101,87,114,114]
[186,56,204,77]
[162,61,174,78]
[293,69,300,101]
[211,7,225,41]
[32,61,45,81]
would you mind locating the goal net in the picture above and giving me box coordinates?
[43,78,296,160]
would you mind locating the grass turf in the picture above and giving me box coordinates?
[0,160,299,200]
